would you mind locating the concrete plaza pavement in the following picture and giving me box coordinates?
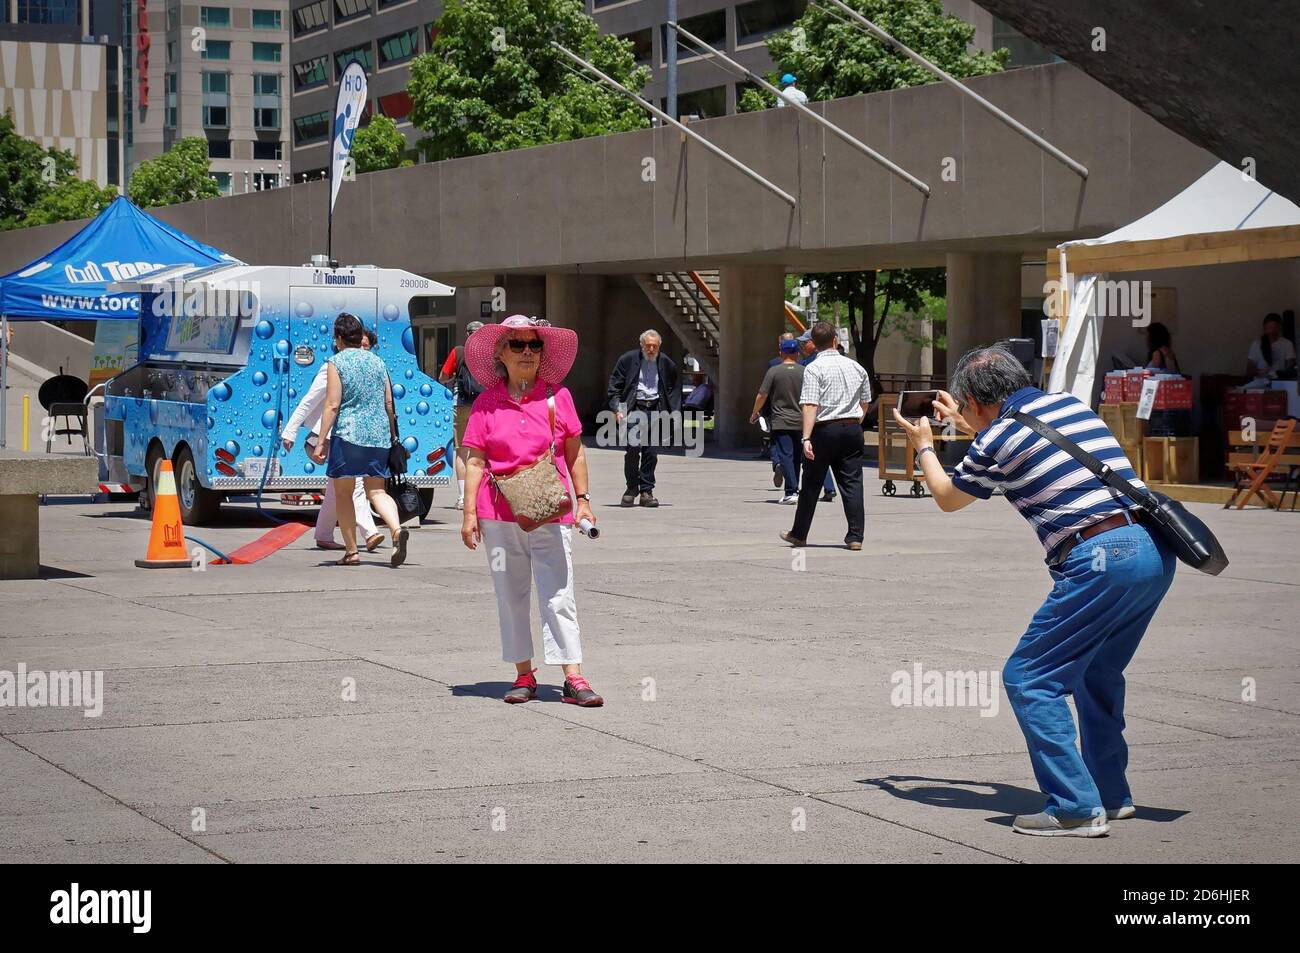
[1,445,1297,863]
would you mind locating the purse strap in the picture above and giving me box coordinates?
[546,385,557,453]
[1010,410,1156,513]
[385,372,400,443]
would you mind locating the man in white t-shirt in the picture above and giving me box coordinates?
[776,74,808,108]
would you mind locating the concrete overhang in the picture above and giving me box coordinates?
[976,0,1299,207]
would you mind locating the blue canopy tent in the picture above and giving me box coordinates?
[0,196,239,446]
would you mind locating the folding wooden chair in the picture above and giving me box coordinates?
[1225,418,1298,510]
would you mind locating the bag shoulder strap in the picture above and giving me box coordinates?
[546,386,557,452]
[1010,410,1153,511]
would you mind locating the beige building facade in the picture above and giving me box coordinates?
[128,1,291,192]
[0,38,120,186]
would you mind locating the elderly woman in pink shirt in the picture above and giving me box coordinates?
[459,315,602,707]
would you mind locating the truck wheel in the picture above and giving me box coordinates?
[139,444,166,514]
[418,489,434,519]
[175,446,223,525]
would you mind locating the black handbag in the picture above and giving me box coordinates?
[386,374,410,476]
[1011,411,1229,576]
[387,476,423,523]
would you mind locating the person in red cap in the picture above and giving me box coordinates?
[458,315,603,707]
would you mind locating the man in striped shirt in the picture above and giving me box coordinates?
[893,345,1176,839]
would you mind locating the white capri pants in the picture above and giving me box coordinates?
[480,519,582,665]
[315,477,378,543]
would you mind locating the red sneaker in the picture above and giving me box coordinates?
[562,673,604,707]
[504,669,538,704]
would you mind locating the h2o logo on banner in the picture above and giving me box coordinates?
[330,62,368,212]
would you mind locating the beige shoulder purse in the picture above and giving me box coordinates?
[487,388,574,532]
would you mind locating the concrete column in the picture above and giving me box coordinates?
[0,495,40,579]
[717,265,786,449]
[544,273,607,426]
[942,252,1023,377]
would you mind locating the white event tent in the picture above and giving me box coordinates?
[1047,161,1300,402]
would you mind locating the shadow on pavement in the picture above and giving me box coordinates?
[37,565,93,579]
[451,681,564,703]
[860,775,1188,824]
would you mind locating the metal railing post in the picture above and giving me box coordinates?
[816,0,1088,178]
[669,21,931,196]
[551,42,798,207]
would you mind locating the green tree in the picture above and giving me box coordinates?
[351,115,412,173]
[739,0,1005,389]
[408,0,650,161]
[0,110,83,229]
[23,178,118,227]
[127,137,222,209]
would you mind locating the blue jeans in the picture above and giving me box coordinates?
[1004,521,1175,820]
[770,430,802,495]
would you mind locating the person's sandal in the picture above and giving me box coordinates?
[390,529,409,568]
[337,552,361,566]
[316,540,345,551]
[365,533,384,552]
[504,669,538,704]
[562,673,604,707]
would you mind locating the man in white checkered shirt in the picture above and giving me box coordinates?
[780,322,873,550]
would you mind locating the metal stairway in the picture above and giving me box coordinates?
[634,271,722,380]
[636,270,808,382]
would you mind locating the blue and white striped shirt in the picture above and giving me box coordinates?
[950,387,1144,561]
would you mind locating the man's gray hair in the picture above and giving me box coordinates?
[639,329,662,346]
[948,344,1032,408]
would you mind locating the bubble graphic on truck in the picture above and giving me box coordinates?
[255,320,275,340]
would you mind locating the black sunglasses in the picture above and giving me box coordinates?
[507,339,544,352]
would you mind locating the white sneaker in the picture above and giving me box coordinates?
[780,494,799,504]
[1107,804,1136,820]
[1012,811,1109,837]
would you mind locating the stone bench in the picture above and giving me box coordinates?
[0,453,98,579]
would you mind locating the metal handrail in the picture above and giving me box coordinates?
[669,21,931,196]
[816,0,1088,179]
[552,42,798,207]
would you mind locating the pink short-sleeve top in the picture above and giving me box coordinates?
[460,379,583,524]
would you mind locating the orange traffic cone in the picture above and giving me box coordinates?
[135,460,192,568]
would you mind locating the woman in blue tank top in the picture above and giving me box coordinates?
[310,313,409,567]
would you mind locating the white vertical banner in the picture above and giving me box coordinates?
[330,62,368,214]
[1047,272,1101,403]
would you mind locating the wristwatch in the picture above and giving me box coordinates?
[915,446,936,461]
[801,436,812,444]
[575,493,591,502]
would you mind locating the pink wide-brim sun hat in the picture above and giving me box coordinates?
[464,315,579,389]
